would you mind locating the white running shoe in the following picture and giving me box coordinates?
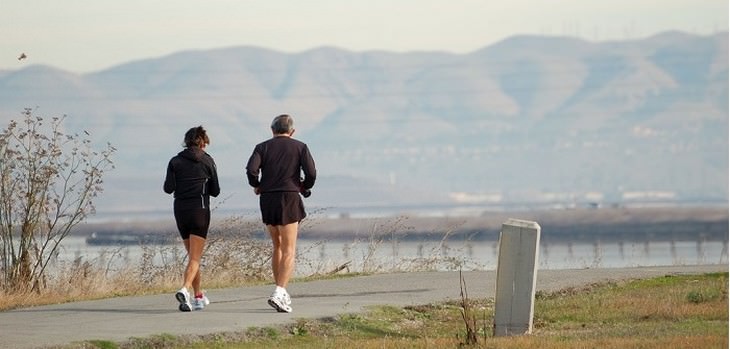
[283,291,291,306]
[267,292,292,313]
[175,287,192,312]
[192,298,205,310]
[192,292,210,311]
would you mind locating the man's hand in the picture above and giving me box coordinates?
[254,187,261,195]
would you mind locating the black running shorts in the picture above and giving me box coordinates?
[259,191,306,226]
[174,208,210,239]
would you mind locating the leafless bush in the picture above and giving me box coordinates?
[135,244,184,288]
[119,213,275,289]
[204,214,271,284]
[392,229,473,272]
[297,216,479,275]
[39,249,133,299]
[358,216,414,273]
[0,108,115,292]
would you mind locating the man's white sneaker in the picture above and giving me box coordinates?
[267,293,292,313]
[283,292,291,306]
[175,287,192,312]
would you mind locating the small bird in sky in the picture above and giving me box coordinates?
[18,53,27,61]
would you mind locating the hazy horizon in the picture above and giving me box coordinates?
[1,1,726,73]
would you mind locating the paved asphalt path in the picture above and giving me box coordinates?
[0,264,726,349]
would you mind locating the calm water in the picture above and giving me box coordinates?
[54,235,728,276]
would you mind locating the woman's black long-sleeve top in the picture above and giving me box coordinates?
[164,146,220,210]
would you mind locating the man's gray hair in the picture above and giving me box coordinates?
[271,114,295,134]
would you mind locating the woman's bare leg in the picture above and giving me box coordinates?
[183,235,206,295]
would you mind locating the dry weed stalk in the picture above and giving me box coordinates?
[459,268,479,345]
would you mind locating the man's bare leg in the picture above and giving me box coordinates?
[268,222,299,288]
[267,222,298,312]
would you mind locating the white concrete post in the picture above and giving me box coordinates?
[493,218,541,336]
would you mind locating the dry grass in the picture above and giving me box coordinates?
[0,213,477,311]
[0,214,274,310]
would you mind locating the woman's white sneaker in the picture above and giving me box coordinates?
[175,287,192,312]
[192,292,210,310]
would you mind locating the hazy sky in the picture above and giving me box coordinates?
[1,0,727,73]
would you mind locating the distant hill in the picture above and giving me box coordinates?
[0,32,727,215]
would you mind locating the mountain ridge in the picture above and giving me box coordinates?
[0,31,726,214]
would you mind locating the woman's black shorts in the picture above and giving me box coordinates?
[259,191,306,226]
[174,208,210,239]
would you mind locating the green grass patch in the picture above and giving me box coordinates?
[84,340,118,349]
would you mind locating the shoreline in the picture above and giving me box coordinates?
[74,205,729,244]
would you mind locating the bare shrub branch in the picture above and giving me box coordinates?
[0,108,115,292]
